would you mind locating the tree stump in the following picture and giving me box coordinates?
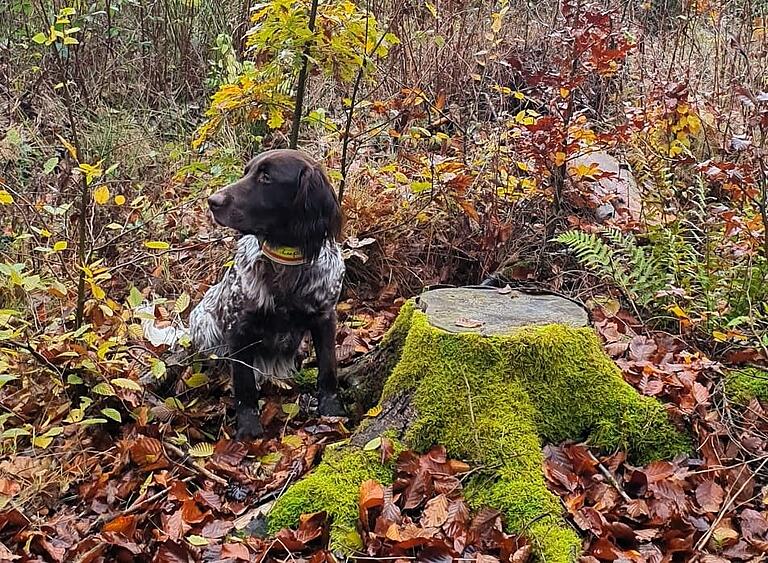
[269,288,690,562]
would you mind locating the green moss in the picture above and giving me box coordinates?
[294,367,318,389]
[385,311,688,466]
[381,299,417,349]
[466,470,580,560]
[267,446,395,551]
[271,301,689,562]
[725,367,768,404]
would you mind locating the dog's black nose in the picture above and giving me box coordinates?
[208,192,229,210]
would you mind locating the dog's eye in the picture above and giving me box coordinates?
[257,170,271,183]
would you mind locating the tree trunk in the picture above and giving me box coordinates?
[269,288,690,563]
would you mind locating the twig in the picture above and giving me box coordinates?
[163,441,229,485]
[461,373,482,452]
[694,456,768,551]
[2,339,65,378]
[688,453,768,475]
[88,475,195,533]
[587,450,631,502]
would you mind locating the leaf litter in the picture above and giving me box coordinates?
[3,290,768,562]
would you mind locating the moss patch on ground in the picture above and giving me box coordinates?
[725,367,768,404]
[270,300,689,562]
[267,446,396,551]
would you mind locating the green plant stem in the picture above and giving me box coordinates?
[289,0,320,149]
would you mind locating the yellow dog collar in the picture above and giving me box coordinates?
[261,242,306,265]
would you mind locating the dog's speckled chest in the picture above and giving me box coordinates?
[189,235,344,357]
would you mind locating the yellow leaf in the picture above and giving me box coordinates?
[56,134,78,160]
[65,408,84,423]
[668,304,689,319]
[112,377,142,391]
[491,12,503,33]
[114,195,126,205]
[281,434,302,448]
[365,404,383,418]
[514,110,535,126]
[267,109,284,129]
[188,442,214,458]
[90,282,105,300]
[187,535,209,546]
[519,177,537,192]
[33,435,54,449]
[669,140,685,157]
[712,330,728,342]
[79,161,104,185]
[687,113,702,134]
[572,163,600,179]
[173,292,191,314]
[559,87,570,98]
[53,241,68,252]
[144,241,170,250]
[93,185,110,204]
[554,152,567,166]
[0,190,13,205]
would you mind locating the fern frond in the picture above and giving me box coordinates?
[557,228,665,307]
[555,231,613,271]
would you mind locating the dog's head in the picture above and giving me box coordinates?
[207,149,342,261]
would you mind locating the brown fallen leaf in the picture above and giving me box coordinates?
[710,520,740,550]
[102,514,137,537]
[421,494,449,528]
[696,479,724,513]
[454,317,484,328]
[221,542,250,560]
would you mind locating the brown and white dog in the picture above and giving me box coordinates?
[189,149,345,439]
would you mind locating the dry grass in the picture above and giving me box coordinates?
[1,0,766,304]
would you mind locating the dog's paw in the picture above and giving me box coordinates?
[317,392,346,417]
[235,408,263,440]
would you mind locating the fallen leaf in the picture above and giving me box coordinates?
[696,479,724,513]
[454,317,484,328]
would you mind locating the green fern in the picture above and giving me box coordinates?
[555,230,612,271]
[556,228,662,307]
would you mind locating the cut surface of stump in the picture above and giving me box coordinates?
[270,288,689,562]
[419,287,588,334]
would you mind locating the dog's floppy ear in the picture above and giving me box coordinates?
[291,163,342,261]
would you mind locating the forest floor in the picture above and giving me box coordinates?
[2,273,768,562]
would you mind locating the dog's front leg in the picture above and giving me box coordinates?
[231,350,263,439]
[311,312,345,417]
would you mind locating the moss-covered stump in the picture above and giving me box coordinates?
[270,288,690,562]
